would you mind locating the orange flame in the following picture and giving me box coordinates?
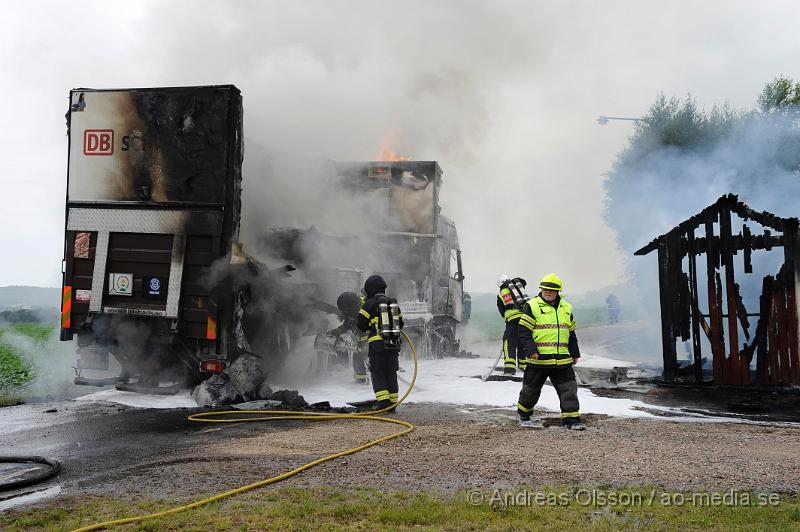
[375,129,412,161]
[376,147,412,161]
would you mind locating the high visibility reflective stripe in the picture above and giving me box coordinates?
[61,286,72,329]
[369,317,379,326]
[535,342,570,348]
[517,402,533,413]
[518,315,536,331]
[359,309,371,319]
[561,411,580,418]
[368,335,383,343]
[533,324,570,330]
[528,357,574,366]
[535,352,572,360]
[389,393,399,402]
[375,390,390,401]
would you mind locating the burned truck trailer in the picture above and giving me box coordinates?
[60,85,244,389]
[264,161,470,359]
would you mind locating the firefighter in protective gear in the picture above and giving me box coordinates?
[357,274,404,411]
[516,273,586,430]
[497,274,526,375]
[328,291,369,383]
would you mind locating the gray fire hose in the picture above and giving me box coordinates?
[0,456,61,491]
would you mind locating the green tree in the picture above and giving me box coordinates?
[603,77,800,256]
[758,76,800,112]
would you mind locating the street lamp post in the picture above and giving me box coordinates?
[597,115,644,125]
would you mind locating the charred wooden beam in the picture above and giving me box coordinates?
[784,222,800,384]
[734,283,751,341]
[687,229,703,382]
[720,206,743,384]
[742,224,753,273]
[657,241,678,381]
[757,276,772,385]
[776,282,791,385]
[705,217,725,383]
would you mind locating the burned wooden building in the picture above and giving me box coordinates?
[635,194,800,386]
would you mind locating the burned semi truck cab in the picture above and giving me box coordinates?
[332,161,469,358]
[60,85,243,388]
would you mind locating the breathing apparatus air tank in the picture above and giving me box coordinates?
[378,297,402,347]
[508,278,530,308]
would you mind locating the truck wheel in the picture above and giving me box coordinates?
[432,328,455,359]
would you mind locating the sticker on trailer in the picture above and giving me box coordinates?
[74,232,91,258]
[146,276,162,298]
[108,273,133,296]
[75,289,92,302]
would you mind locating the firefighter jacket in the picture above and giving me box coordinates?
[497,285,522,322]
[357,293,404,354]
[518,295,581,366]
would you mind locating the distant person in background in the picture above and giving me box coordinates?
[606,292,620,324]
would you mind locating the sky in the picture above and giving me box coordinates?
[1,1,799,294]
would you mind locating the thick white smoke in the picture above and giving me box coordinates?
[603,108,800,363]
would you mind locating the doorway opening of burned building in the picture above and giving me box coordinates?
[636,194,800,386]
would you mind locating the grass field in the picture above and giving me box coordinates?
[1,486,798,531]
[0,322,54,406]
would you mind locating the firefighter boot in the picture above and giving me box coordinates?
[518,416,544,428]
[374,399,394,412]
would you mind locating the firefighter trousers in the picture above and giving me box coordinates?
[369,351,399,403]
[502,319,524,370]
[353,349,367,382]
[517,364,581,423]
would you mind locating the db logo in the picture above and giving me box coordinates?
[83,129,114,156]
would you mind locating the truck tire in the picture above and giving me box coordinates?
[432,325,455,359]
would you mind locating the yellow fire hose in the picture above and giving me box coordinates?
[74,331,418,531]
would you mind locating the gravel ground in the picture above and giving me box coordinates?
[73,403,800,501]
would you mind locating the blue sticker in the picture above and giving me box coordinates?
[146,277,162,297]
